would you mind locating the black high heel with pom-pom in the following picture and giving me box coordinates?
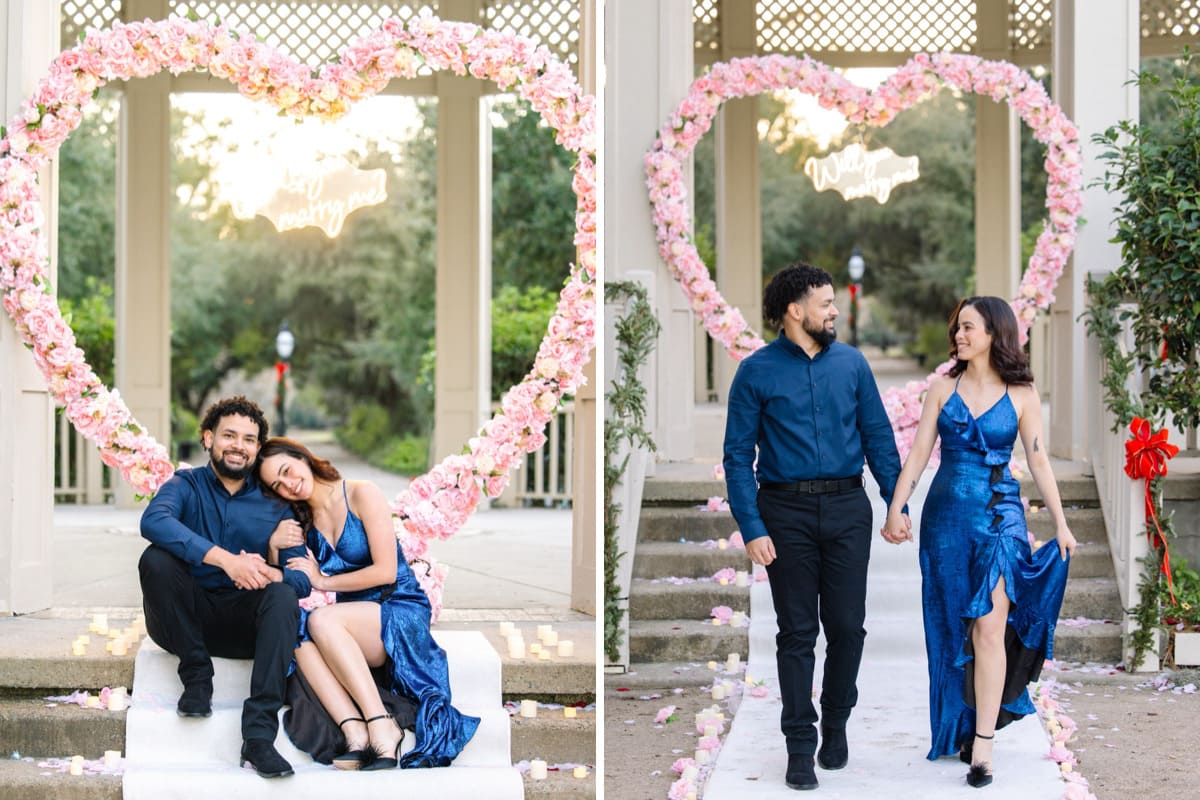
[965,732,994,788]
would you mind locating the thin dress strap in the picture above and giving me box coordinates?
[953,375,962,390]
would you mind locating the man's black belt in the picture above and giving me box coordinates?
[759,476,864,495]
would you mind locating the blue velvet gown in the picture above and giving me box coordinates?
[919,386,1070,760]
[297,485,480,768]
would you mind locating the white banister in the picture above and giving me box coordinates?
[492,401,575,507]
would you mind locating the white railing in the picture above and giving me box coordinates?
[1088,302,1158,670]
[54,410,112,504]
[493,401,575,507]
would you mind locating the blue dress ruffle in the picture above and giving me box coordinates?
[297,492,480,768]
[919,389,1070,760]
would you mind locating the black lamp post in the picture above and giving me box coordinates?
[274,321,295,437]
[847,247,865,348]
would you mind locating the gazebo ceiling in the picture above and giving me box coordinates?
[693,0,1200,67]
[60,0,580,70]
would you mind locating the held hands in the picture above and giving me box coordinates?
[880,512,913,544]
[1055,526,1077,561]
[224,550,276,590]
[269,519,305,551]
[745,536,776,567]
[287,548,325,590]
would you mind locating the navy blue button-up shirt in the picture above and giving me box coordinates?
[723,336,903,542]
[140,465,311,597]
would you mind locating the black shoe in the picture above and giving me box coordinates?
[785,754,819,790]
[240,739,294,778]
[966,763,993,788]
[817,725,848,770]
[176,683,212,718]
[332,716,371,770]
[360,713,404,771]
[959,738,973,764]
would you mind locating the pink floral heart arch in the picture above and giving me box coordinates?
[645,53,1081,459]
[0,14,596,619]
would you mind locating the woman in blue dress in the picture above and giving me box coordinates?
[256,438,479,770]
[881,297,1075,788]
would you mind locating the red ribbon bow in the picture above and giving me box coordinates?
[1124,417,1180,602]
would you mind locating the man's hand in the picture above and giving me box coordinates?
[745,535,776,566]
[223,550,275,590]
[269,519,305,552]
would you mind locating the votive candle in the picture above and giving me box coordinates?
[557,640,574,658]
[90,613,107,634]
[85,696,101,709]
[529,642,542,655]
[717,538,728,550]
[694,748,710,765]
[703,723,718,738]
[529,759,548,780]
[103,750,121,768]
[536,624,552,641]
[499,621,515,637]
[735,570,750,587]
[508,638,525,659]
[538,648,552,661]
[519,700,538,718]
[563,706,578,719]
[731,612,746,627]
[69,755,84,775]
[107,692,126,712]
[711,684,725,700]
[573,765,587,779]
[543,630,559,647]
[725,652,740,671]
[111,640,127,657]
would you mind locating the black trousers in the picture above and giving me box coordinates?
[138,545,299,741]
[758,486,873,756]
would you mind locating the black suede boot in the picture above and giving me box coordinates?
[785,754,819,790]
[817,724,848,770]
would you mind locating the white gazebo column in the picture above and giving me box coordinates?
[114,0,171,509]
[606,0,695,462]
[569,0,596,616]
[432,1,491,463]
[713,0,761,404]
[974,0,1021,301]
[1050,0,1139,460]
[0,0,59,613]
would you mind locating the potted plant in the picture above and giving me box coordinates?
[1162,557,1200,667]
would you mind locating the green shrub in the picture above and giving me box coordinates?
[336,404,392,457]
[370,434,429,476]
[908,322,949,367]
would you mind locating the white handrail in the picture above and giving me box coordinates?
[492,401,575,507]
[53,411,110,504]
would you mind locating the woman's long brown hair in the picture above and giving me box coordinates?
[257,437,342,532]
[946,296,1034,385]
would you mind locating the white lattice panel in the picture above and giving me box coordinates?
[61,0,123,48]
[485,0,579,66]
[1142,0,1200,38]
[756,0,977,55]
[694,0,720,57]
[168,2,435,66]
[1010,0,1051,52]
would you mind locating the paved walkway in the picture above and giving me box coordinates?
[44,431,581,620]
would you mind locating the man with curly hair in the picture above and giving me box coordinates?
[139,395,311,778]
[723,263,908,791]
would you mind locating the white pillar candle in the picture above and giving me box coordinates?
[725,652,740,671]
[563,706,577,719]
[71,642,86,656]
[683,765,699,782]
[557,640,574,658]
[744,674,755,685]
[519,700,538,718]
[536,624,552,641]
[90,614,107,634]
[498,621,515,637]
[103,750,121,768]
[543,630,559,647]
[508,638,525,659]
[711,684,725,700]
[686,793,697,800]
[529,642,542,655]
[69,755,84,775]
[107,693,126,712]
[573,765,587,779]
[111,640,127,657]
[85,696,101,709]
[731,611,746,627]
[703,723,718,738]
[735,570,750,587]
[529,759,548,780]
[694,748,710,765]
[717,538,728,549]
[538,648,552,661]
[722,680,735,695]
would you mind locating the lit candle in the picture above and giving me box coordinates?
[543,630,559,647]
[744,674,755,685]
[107,692,126,712]
[694,748,710,765]
[683,765,699,782]
[538,648,552,661]
[718,577,729,585]
[508,638,525,659]
[69,755,84,775]
[563,706,578,719]
[90,613,108,634]
[686,793,697,800]
[529,642,542,655]
[536,624,552,641]
[85,696,101,709]
[711,618,723,626]
[731,612,746,627]
[71,642,86,657]
[519,700,538,718]
[725,652,740,672]
[557,640,574,658]
[499,621,515,637]
[711,684,725,700]
[103,750,121,768]
[722,680,735,695]
[703,723,718,738]
[112,641,128,656]
[107,628,121,640]
[735,570,750,587]
[529,759,548,780]
[717,538,728,550]
[707,661,718,670]
[573,765,587,779]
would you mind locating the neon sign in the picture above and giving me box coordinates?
[803,143,919,204]
[231,156,387,238]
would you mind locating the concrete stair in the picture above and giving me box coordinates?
[0,615,595,800]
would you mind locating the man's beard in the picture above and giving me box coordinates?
[804,318,837,348]
[211,451,252,480]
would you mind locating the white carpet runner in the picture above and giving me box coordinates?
[704,472,1066,798]
[124,631,522,799]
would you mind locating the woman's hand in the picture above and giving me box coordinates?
[287,548,325,590]
[269,519,305,552]
[880,511,913,544]
[1055,526,1077,561]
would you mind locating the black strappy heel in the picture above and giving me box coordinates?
[361,713,405,771]
[966,732,994,788]
[332,717,371,770]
